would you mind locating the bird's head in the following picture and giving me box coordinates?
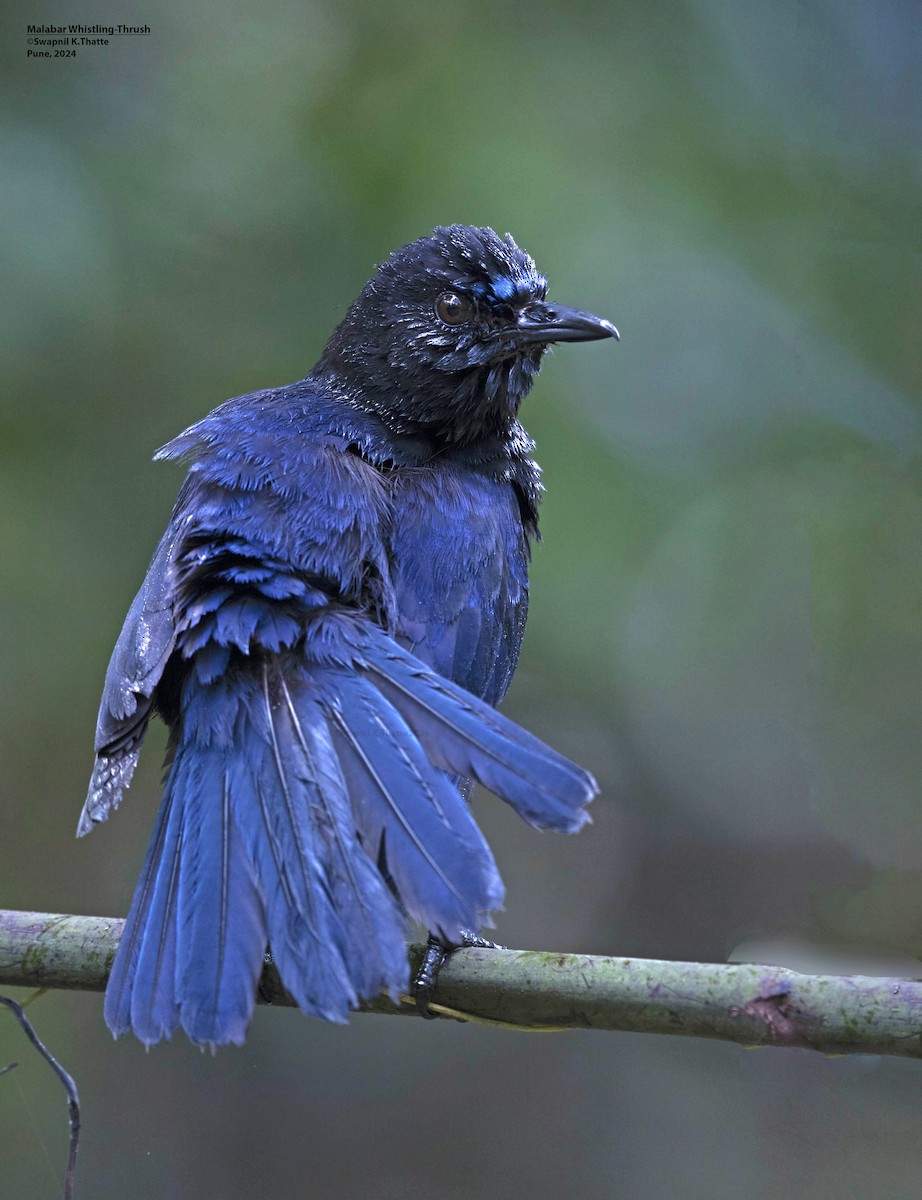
[318,225,618,444]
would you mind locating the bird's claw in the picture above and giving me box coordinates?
[413,929,503,1019]
[257,949,275,1004]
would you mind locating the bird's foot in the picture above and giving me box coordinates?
[257,949,275,1004]
[413,929,503,1019]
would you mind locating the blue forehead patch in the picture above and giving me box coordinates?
[490,276,519,301]
[467,274,535,304]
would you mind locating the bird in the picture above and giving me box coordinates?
[79,224,619,1047]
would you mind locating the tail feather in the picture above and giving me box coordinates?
[101,627,595,1045]
[174,759,267,1046]
[279,679,409,1000]
[230,672,356,1022]
[359,636,597,831]
[105,783,182,1044]
[106,751,269,1046]
[321,668,503,938]
[224,663,410,1022]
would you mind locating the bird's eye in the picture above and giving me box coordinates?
[435,292,474,326]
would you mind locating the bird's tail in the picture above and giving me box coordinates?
[104,624,596,1046]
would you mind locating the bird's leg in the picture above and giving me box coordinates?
[257,949,275,1004]
[413,929,504,1019]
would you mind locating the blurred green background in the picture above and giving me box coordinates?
[3,1,921,1196]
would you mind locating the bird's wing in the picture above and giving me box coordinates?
[78,518,181,834]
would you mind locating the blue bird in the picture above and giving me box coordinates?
[80,225,618,1046]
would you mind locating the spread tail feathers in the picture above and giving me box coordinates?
[99,630,596,1045]
[356,632,596,833]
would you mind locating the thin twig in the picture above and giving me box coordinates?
[0,994,81,1200]
[2,908,922,1059]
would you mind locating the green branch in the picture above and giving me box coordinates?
[2,909,921,1057]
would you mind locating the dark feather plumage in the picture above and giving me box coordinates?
[81,225,616,1045]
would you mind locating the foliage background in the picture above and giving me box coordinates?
[2,1,921,1196]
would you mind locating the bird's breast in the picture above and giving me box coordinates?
[384,463,531,702]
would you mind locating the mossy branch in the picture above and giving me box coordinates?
[2,909,921,1057]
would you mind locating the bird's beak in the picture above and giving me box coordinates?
[516,303,620,345]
